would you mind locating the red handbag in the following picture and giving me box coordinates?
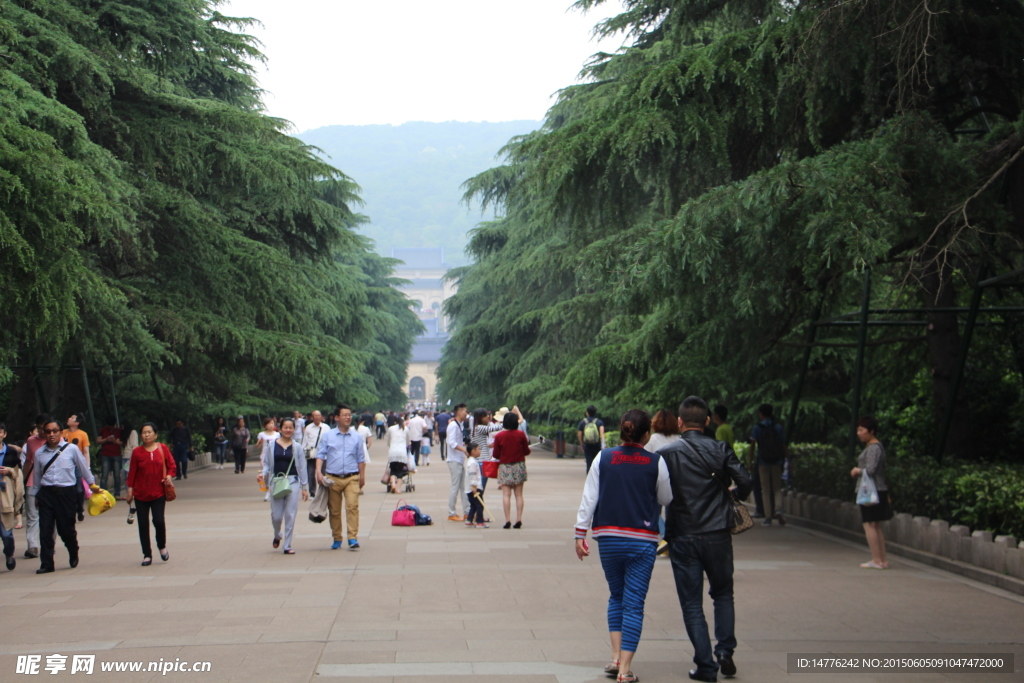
[481,460,499,479]
[391,500,416,526]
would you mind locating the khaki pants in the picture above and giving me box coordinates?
[759,464,783,517]
[327,475,360,541]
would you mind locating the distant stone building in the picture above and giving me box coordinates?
[392,248,454,405]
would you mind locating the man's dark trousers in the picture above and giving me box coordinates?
[38,485,80,571]
[668,530,737,680]
[173,442,189,479]
[583,443,601,472]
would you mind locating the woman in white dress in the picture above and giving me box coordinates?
[385,421,410,493]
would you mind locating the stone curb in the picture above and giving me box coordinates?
[778,490,1024,597]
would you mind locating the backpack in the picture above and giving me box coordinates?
[756,420,785,464]
[582,418,601,444]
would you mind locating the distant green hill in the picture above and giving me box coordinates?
[299,121,540,266]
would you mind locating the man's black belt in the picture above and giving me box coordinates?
[327,472,358,477]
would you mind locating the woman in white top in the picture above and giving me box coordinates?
[644,410,681,453]
[120,426,140,496]
[256,417,279,500]
[470,408,503,494]
[385,422,410,493]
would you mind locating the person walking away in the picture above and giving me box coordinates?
[575,409,672,683]
[445,404,471,521]
[578,406,605,473]
[385,420,410,493]
[712,406,734,448]
[97,416,123,499]
[850,415,892,569]
[231,417,251,474]
[464,443,487,528]
[31,418,98,573]
[435,409,451,460]
[646,409,681,452]
[62,413,90,521]
[492,410,531,529]
[406,411,425,467]
[21,414,49,559]
[0,423,25,571]
[259,418,309,554]
[748,404,786,526]
[302,411,327,497]
[375,411,386,439]
[126,423,175,566]
[168,419,193,481]
[658,396,752,682]
[316,404,366,550]
[645,409,679,555]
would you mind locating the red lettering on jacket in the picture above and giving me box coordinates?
[610,452,651,466]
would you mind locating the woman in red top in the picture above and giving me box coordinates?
[491,408,531,529]
[126,423,176,566]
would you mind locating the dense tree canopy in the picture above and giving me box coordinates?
[440,0,1024,459]
[0,0,421,429]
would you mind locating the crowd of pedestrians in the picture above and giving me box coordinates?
[0,397,892,683]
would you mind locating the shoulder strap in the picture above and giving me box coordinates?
[313,425,322,449]
[38,443,70,482]
[677,437,730,495]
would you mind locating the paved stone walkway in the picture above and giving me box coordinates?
[1,441,1021,682]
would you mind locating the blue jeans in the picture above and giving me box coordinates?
[0,517,14,558]
[668,531,736,678]
[214,441,228,464]
[100,456,121,496]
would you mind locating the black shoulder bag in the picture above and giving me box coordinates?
[677,438,753,535]
[36,443,71,486]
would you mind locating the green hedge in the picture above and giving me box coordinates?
[790,444,1024,540]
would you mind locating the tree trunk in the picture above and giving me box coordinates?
[921,261,972,458]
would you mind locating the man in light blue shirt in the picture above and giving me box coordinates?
[316,404,366,550]
[33,418,97,573]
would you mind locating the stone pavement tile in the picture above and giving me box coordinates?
[325,640,466,653]
[317,650,398,665]
[397,628,535,641]
[257,629,332,643]
[326,630,398,642]
[224,641,322,681]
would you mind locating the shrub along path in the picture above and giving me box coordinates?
[0,442,1021,682]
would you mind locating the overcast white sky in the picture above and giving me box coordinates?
[220,0,626,132]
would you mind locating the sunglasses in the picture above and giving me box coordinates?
[44,428,62,434]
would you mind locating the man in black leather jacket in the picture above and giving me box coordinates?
[656,396,752,682]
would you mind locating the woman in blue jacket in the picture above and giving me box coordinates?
[575,409,673,683]
[259,418,309,554]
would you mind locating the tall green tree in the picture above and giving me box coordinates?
[0,0,420,429]
[440,0,1024,457]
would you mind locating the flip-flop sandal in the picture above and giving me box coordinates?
[859,561,885,569]
[617,673,639,683]
[604,660,620,676]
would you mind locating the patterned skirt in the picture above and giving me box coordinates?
[497,461,527,487]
